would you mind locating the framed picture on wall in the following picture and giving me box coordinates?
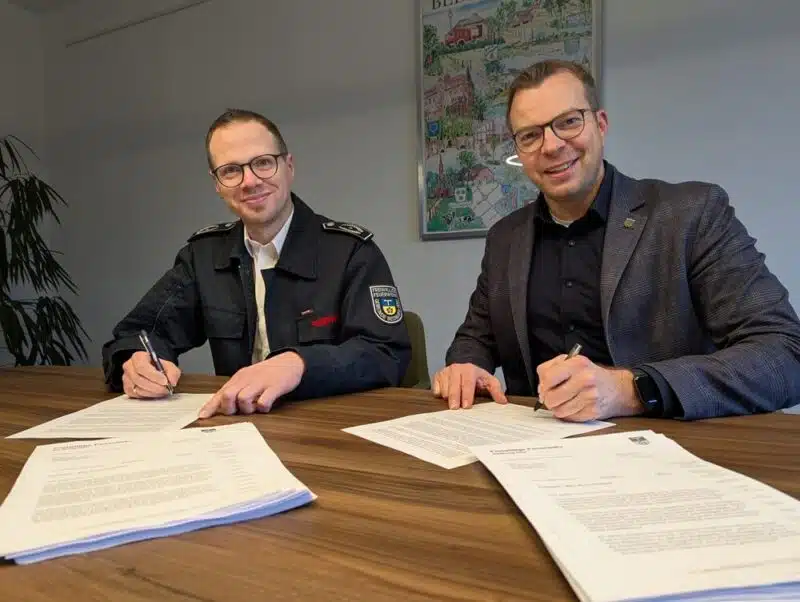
[416,0,602,240]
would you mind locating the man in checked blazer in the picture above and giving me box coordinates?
[432,59,800,421]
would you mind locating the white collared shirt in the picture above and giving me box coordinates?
[244,208,294,363]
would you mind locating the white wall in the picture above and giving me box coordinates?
[39,0,800,379]
[0,0,45,366]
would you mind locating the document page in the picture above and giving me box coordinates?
[0,422,315,562]
[472,431,800,601]
[343,403,613,469]
[7,393,212,439]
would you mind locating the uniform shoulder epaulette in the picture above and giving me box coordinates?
[321,220,373,242]
[188,221,237,242]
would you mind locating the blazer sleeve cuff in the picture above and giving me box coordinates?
[639,365,685,419]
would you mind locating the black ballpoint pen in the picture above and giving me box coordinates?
[535,343,582,411]
[138,329,174,396]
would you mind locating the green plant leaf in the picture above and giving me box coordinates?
[24,296,88,365]
[2,139,23,175]
[0,134,88,366]
[6,134,37,159]
[40,178,68,208]
[0,297,28,364]
[0,224,7,292]
[18,301,41,364]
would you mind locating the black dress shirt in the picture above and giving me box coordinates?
[526,162,679,417]
[527,163,614,379]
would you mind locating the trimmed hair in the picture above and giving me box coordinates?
[205,108,289,169]
[505,60,599,129]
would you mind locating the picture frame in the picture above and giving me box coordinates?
[416,0,603,240]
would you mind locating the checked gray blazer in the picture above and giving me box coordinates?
[446,163,800,419]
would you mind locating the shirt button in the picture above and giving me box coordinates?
[568,240,576,247]
[567,324,576,332]
[565,280,574,288]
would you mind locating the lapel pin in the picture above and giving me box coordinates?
[623,217,636,229]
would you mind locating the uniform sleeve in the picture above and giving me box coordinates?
[279,242,412,399]
[101,244,206,391]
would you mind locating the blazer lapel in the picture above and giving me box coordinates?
[509,207,536,388]
[601,171,647,332]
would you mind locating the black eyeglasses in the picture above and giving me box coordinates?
[512,108,595,153]
[211,153,287,188]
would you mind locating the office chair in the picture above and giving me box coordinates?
[400,310,431,389]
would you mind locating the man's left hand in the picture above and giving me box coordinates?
[536,354,644,421]
[198,352,305,418]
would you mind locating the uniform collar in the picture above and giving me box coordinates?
[214,193,319,280]
[243,205,294,260]
[273,194,319,280]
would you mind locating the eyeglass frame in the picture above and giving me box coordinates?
[211,152,288,188]
[511,108,596,154]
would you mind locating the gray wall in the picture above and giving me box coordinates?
[1,0,45,365]
[28,0,800,378]
[0,0,43,148]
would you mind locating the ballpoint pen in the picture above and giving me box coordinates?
[138,329,174,395]
[534,343,582,411]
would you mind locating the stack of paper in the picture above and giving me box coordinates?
[0,422,315,564]
[472,430,800,601]
[343,402,614,469]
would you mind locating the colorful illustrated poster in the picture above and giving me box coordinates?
[417,0,601,239]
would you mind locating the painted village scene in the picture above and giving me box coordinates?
[422,0,594,236]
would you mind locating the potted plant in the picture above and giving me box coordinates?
[0,134,88,365]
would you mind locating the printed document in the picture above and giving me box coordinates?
[343,402,613,469]
[0,422,315,564]
[7,393,211,439]
[472,430,800,601]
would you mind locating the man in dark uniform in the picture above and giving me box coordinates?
[102,108,411,418]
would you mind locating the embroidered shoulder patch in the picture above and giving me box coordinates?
[321,220,373,242]
[370,285,403,325]
[188,221,237,241]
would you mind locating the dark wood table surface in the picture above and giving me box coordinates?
[0,366,798,601]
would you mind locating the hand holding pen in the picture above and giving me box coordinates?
[535,342,636,422]
[534,343,582,412]
[120,330,181,399]
[138,330,175,396]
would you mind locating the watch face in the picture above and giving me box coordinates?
[634,374,661,414]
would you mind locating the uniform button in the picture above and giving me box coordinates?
[567,324,576,332]
[568,240,576,247]
[565,280,573,288]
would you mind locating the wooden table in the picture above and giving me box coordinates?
[0,367,798,601]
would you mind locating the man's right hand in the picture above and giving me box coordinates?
[432,363,507,409]
[122,351,181,399]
